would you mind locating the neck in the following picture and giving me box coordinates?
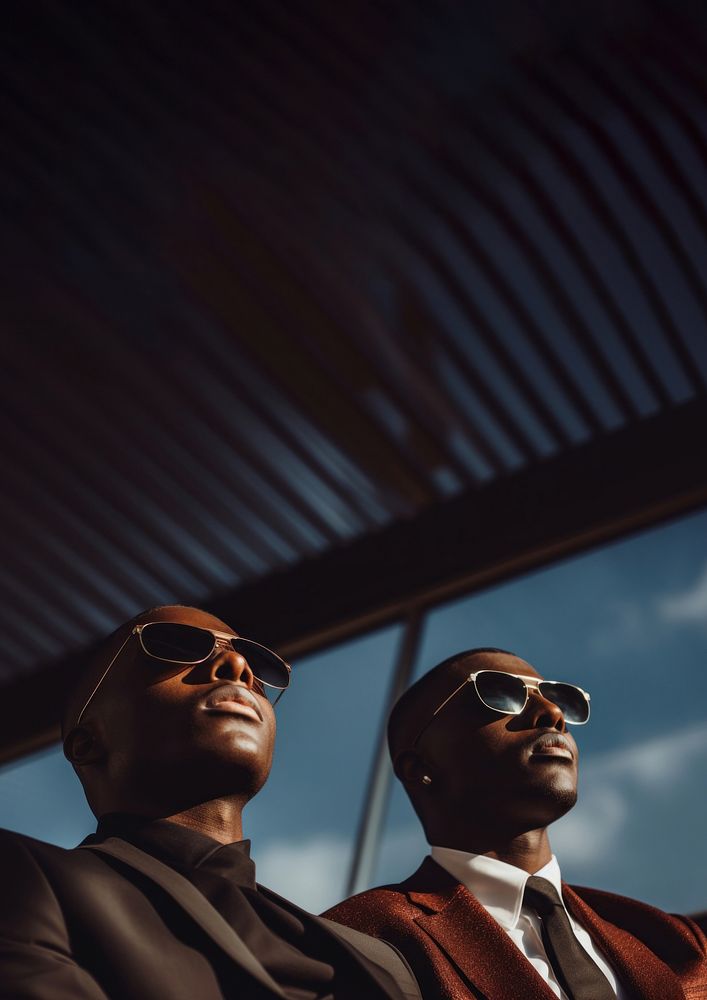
[161,798,247,844]
[432,826,553,874]
[481,829,552,873]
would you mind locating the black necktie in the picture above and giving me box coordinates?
[523,876,615,1000]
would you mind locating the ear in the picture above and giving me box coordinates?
[63,726,105,766]
[393,748,432,786]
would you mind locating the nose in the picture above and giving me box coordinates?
[525,689,566,732]
[207,648,256,688]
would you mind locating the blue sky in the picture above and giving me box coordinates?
[1,507,705,914]
[375,507,707,914]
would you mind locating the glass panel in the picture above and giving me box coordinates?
[375,507,707,913]
[235,623,402,912]
[0,744,95,846]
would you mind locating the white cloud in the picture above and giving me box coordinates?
[551,785,627,865]
[591,724,707,786]
[251,723,707,913]
[552,721,707,865]
[254,823,430,912]
[657,563,707,625]
[586,561,707,655]
[254,832,352,913]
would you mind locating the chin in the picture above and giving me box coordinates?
[174,747,272,802]
[535,783,578,825]
[510,776,577,828]
[228,758,271,799]
[549,784,578,818]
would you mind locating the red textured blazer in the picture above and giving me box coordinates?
[324,858,707,1000]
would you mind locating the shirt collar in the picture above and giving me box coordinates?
[91,813,256,887]
[430,844,563,930]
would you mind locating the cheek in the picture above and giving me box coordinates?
[432,725,515,792]
[447,718,509,758]
[260,712,276,760]
[105,687,187,751]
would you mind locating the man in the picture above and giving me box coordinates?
[325,647,707,1000]
[0,605,420,1000]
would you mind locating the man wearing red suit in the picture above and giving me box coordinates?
[325,647,707,1000]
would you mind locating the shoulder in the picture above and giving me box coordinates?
[568,883,707,959]
[323,858,461,931]
[323,883,418,935]
[262,880,410,928]
[0,829,80,940]
[0,826,97,865]
[0,827,105,894]
[318,917,422,1000]
[0,826,71,867]
[324,883,411,913]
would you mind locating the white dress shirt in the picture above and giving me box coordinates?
[430,845,625,1000]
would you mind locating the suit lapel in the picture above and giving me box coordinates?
[258,884,419,1000]
[81,838,286,998]
[564,886,686,1000]
[405,860,557,1000]
[404,859,687,1000]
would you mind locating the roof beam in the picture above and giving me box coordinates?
[1,396,706,763]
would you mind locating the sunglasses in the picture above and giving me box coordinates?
[413,669,590,746]
[75,621,291,726]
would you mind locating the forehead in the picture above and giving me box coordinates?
[452,650,541,681]
[137,605,236,633]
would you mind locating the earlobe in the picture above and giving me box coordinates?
[63,726,105,766]
[393,749,431,786]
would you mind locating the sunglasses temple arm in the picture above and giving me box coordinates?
[431,674,474,720]
[74,631,133,728]
[412,674,474,747]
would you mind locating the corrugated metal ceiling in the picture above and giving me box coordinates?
[1,0,707,698]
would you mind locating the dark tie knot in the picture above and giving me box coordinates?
[524,876,564,916]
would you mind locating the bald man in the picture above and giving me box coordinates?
[325,648,707,1000]
[0,605,420,1000]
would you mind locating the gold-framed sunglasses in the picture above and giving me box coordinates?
[412,669,591,746]
[75,621,291,726]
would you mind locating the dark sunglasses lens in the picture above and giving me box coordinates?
[475,671,527,714]
[141,622,214,663]
[539,682,589,724]
[231,638,290,691]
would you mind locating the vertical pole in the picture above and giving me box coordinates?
[345,611,424,898]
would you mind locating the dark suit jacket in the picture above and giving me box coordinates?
[324,857,707,1000]
[0,829,421,1000]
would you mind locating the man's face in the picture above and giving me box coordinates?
[416,651,579,831]
[87,606,277,813]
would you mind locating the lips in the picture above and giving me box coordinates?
[528,732,574,761]
[202,683,263,722]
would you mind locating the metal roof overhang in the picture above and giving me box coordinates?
[2,0,707,761]
[2,396,705,762]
